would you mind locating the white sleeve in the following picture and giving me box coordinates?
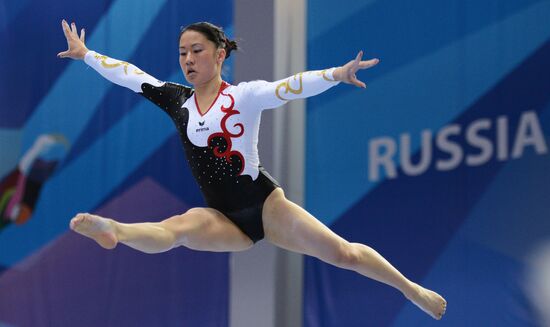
[239,68,340,110]
[84,50,164,93]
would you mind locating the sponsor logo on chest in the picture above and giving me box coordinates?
[196,120,210,132]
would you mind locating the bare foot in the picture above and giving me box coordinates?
[70,213,118,249]
[405,283,447,320]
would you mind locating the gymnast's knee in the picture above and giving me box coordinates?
[330,242,362,269]
[158,212,192,239]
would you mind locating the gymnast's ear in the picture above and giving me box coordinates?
[217,48,227,64]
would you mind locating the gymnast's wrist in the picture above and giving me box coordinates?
[332,67,344,82]
[76,46,90,60]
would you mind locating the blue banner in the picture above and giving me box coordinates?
[305,1,550,326]
[0,1,233,326]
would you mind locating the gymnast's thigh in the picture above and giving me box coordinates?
[160,207,253,252]
[262,188,348,262]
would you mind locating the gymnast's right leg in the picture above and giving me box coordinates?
[69,208,253,253]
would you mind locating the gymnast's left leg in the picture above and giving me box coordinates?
[262,188,447,320]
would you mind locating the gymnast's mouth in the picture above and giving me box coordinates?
[187,68,197,75]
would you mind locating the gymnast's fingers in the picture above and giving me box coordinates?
[57,50,69,58]
[350,74,366,88]
[354,50,363,65]
[350,50,363,73]
[61,19,71,39]
[358,58,380,69]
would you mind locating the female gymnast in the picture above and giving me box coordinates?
[59,19,446,320]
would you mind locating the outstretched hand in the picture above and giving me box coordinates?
[333,51,379,88]
[57,20,88,60]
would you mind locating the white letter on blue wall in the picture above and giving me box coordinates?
[466,119,493,166]
[497,116,509,161]
[512,111,548,158]
[436,124,463,171]
[400,130,432,176]
[369,137,397,181]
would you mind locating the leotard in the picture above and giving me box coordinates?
[84,51,339,242]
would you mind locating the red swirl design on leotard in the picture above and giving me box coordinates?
[207,90,245,175]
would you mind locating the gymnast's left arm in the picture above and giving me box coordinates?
[240,51,379,110]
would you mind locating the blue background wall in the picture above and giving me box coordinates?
[305,1,550,326]
[0,1,233,326]
[3,1,550,326]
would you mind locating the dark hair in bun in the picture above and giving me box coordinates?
[179,22,238,58]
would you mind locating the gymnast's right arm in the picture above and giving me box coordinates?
[57,19,193,114]
[82,51,164,93]
[57,19,163,92]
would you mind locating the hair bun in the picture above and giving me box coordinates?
[224,38,239,58]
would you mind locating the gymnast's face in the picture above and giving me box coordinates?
[179,30,225,87]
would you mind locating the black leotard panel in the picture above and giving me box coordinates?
[140,82,279,242]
